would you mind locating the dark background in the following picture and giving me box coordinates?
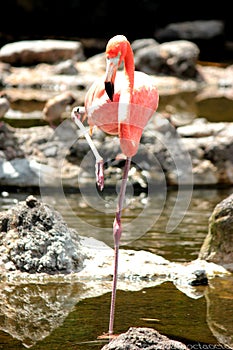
[1,0,232,61]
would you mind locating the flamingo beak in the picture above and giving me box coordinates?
[105,81,114,101]
[104,57,119,101]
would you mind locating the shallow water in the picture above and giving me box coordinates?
[0,186,233,349]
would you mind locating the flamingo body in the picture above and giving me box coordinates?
[84,36,159,157]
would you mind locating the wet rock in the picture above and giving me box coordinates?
[101,327,189,349]
[189,269,208,286]
[0,195,85,274]
[199,193,233,272]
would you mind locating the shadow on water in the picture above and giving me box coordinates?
[0,186,232,349]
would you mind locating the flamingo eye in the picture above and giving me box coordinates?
[106,55,120,66]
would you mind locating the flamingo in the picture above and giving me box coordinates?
[71,35,159,336]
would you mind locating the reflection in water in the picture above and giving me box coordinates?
[0,187,232,349]
[205,276,233,348]
[0,282,85,348]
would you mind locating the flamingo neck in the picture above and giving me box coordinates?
[118,41,135,123]
[123,41,135,96]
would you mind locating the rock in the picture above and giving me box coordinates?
[134,42,165,75]
[0,195,85,274]
[154,20,225,61]
[133,39,200,78]
[0,39,85,66]
[0,123,25,160]
[131,38,158,52]
[42,91,76,127]
[53,59,79,75]
[1,39,233,123]
[1,116,233,188]
[0,93,10,119]
[159,40,200,78]
[199,193,233,272]
[155,20,224,42]
[189,269,208,286]
[101,327,189,349]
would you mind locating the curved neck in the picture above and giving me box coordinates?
[118,40,135,124]
[124,41,135,94]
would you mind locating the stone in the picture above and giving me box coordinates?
[199,193,233,272]
[0,39,85,65]
[0,195,85,274]
[101,327,189,349]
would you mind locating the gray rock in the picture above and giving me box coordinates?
[155,20,224,41]
[199,193,233,272]
[0,39,85,65]
[101,327,189,349]
[0,195,85,274]
[133,39,200,78]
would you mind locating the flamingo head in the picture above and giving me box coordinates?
[104,35,128,101]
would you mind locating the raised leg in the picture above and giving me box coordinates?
[108,156,132,335]
[71,107,104,191]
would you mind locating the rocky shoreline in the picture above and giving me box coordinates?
[0,37,232,189]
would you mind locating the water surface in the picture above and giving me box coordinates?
[0,186,232,349]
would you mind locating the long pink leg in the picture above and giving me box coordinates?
[108,156,132,335]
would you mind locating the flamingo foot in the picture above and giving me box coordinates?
[97,332,119,340]
[95,158,104,191]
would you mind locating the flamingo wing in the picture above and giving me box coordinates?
[85,77,119,135]
[84,71,159,156]
[116,71,159,156]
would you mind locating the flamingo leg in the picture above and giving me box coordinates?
[108,156,132,335]
[71,107,104,191]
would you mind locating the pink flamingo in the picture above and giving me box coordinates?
[72,34,159,336]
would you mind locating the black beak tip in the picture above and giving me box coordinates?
[105,82,114,101]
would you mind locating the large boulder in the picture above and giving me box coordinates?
[0,195,85,274]
[199,193,233,272]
